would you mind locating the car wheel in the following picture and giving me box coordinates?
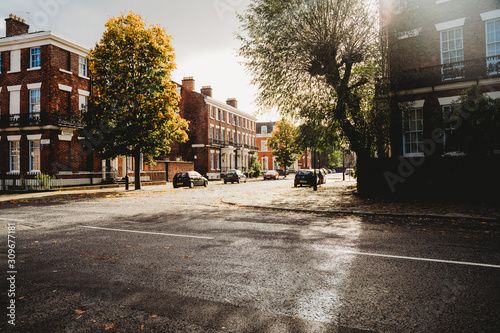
[224,180,227,184]
[173,184,178,188]
[294,183,297,187]
[189,181,194,188]
[204,180,208,187]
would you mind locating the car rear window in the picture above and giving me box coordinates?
[297,170,312,176]
[176,172,188,178]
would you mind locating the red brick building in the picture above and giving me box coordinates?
[256,121,310,172]
[0,15,100,189]
[360,1,500,196]
[380,0,500,157]
[168,77,258,180]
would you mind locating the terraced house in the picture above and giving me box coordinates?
[168,77,258,180]
[0,15,100,190]
[380,0,500,157]
[366,0,500,196]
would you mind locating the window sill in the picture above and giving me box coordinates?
[403,153,424,158]
[59,69,73,75]
[7,172,20,175]
[7,70,21,74]
[27,67,41,71]
[78,74,90,80]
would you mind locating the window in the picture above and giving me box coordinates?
[216,127,220,140]
[221,110,225,122]
[216,109,220,120]
[30,47,41,68]
[79,95,88,115]
[210,126,214,139]
[210,152,214,170]
[29,89,41,114]
[221,128,225,142]
[79,56,88,77]
[486,19,500,74]
[261,140,268,151]
[10,50,20,72]
[216,152,220,170]
[440,28,464,80]
[403,108,424,156]
[9,141,20,172]
[261,125,267,134]
[262,157,268,171]
[210,106,214,118]
[232,115,236,125]
[29,140,41,172]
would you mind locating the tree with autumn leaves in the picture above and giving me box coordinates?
[267,119,302,177]
[83,12,188,189]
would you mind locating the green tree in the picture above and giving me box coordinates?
[238,0,382,162]
[84,12,188,190]
[452,86,500,157]
[248,155,263,178]
[267,119,302,176]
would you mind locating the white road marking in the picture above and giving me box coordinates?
[0,218,26,222]
[332,249,500,269]
[78,226,214,240]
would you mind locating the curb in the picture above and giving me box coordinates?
[222,201,499,222]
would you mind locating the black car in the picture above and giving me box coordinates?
[173,171,208,188]
[223,169,247,184]
[294,169,320,187]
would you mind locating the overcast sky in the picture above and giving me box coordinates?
[0,0,279,121]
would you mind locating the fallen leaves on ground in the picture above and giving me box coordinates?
[105,323,116,330]
[74,309,86,314]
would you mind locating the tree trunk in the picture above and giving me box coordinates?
[134,149,141,190]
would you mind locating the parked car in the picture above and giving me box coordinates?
[263,170,279,180]
[316,169,327,184]
[173,171,208,188]
[294,169,320,187]
[223,169,247,184]
[276,169,288,177]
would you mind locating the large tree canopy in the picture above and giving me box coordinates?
[238,0,381,159]
[84,12,188,189]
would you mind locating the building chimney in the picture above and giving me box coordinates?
[182,76,195,92]
[200,86,212,97]
[5,14,29,37]
[226,98,238,109]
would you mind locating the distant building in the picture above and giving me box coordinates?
[256,121,309,172]
[0,15,100,188]
[168,77,258,180]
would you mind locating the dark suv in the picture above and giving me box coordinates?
[173,171,208,188]
[223,170,247,184]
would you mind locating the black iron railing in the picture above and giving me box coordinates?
[393,55,500,90]
[0,112,83,129]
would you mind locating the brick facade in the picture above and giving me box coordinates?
[0,15,99,187]
[379,0,500,157]
[256,121,306,172]
[168,77,258,180]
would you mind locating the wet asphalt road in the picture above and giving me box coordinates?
[1,178,499,332]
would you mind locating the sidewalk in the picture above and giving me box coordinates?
[223,177,500,222]
[1,177,498,222]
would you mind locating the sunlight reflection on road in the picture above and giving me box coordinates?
[295,217,362,323]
